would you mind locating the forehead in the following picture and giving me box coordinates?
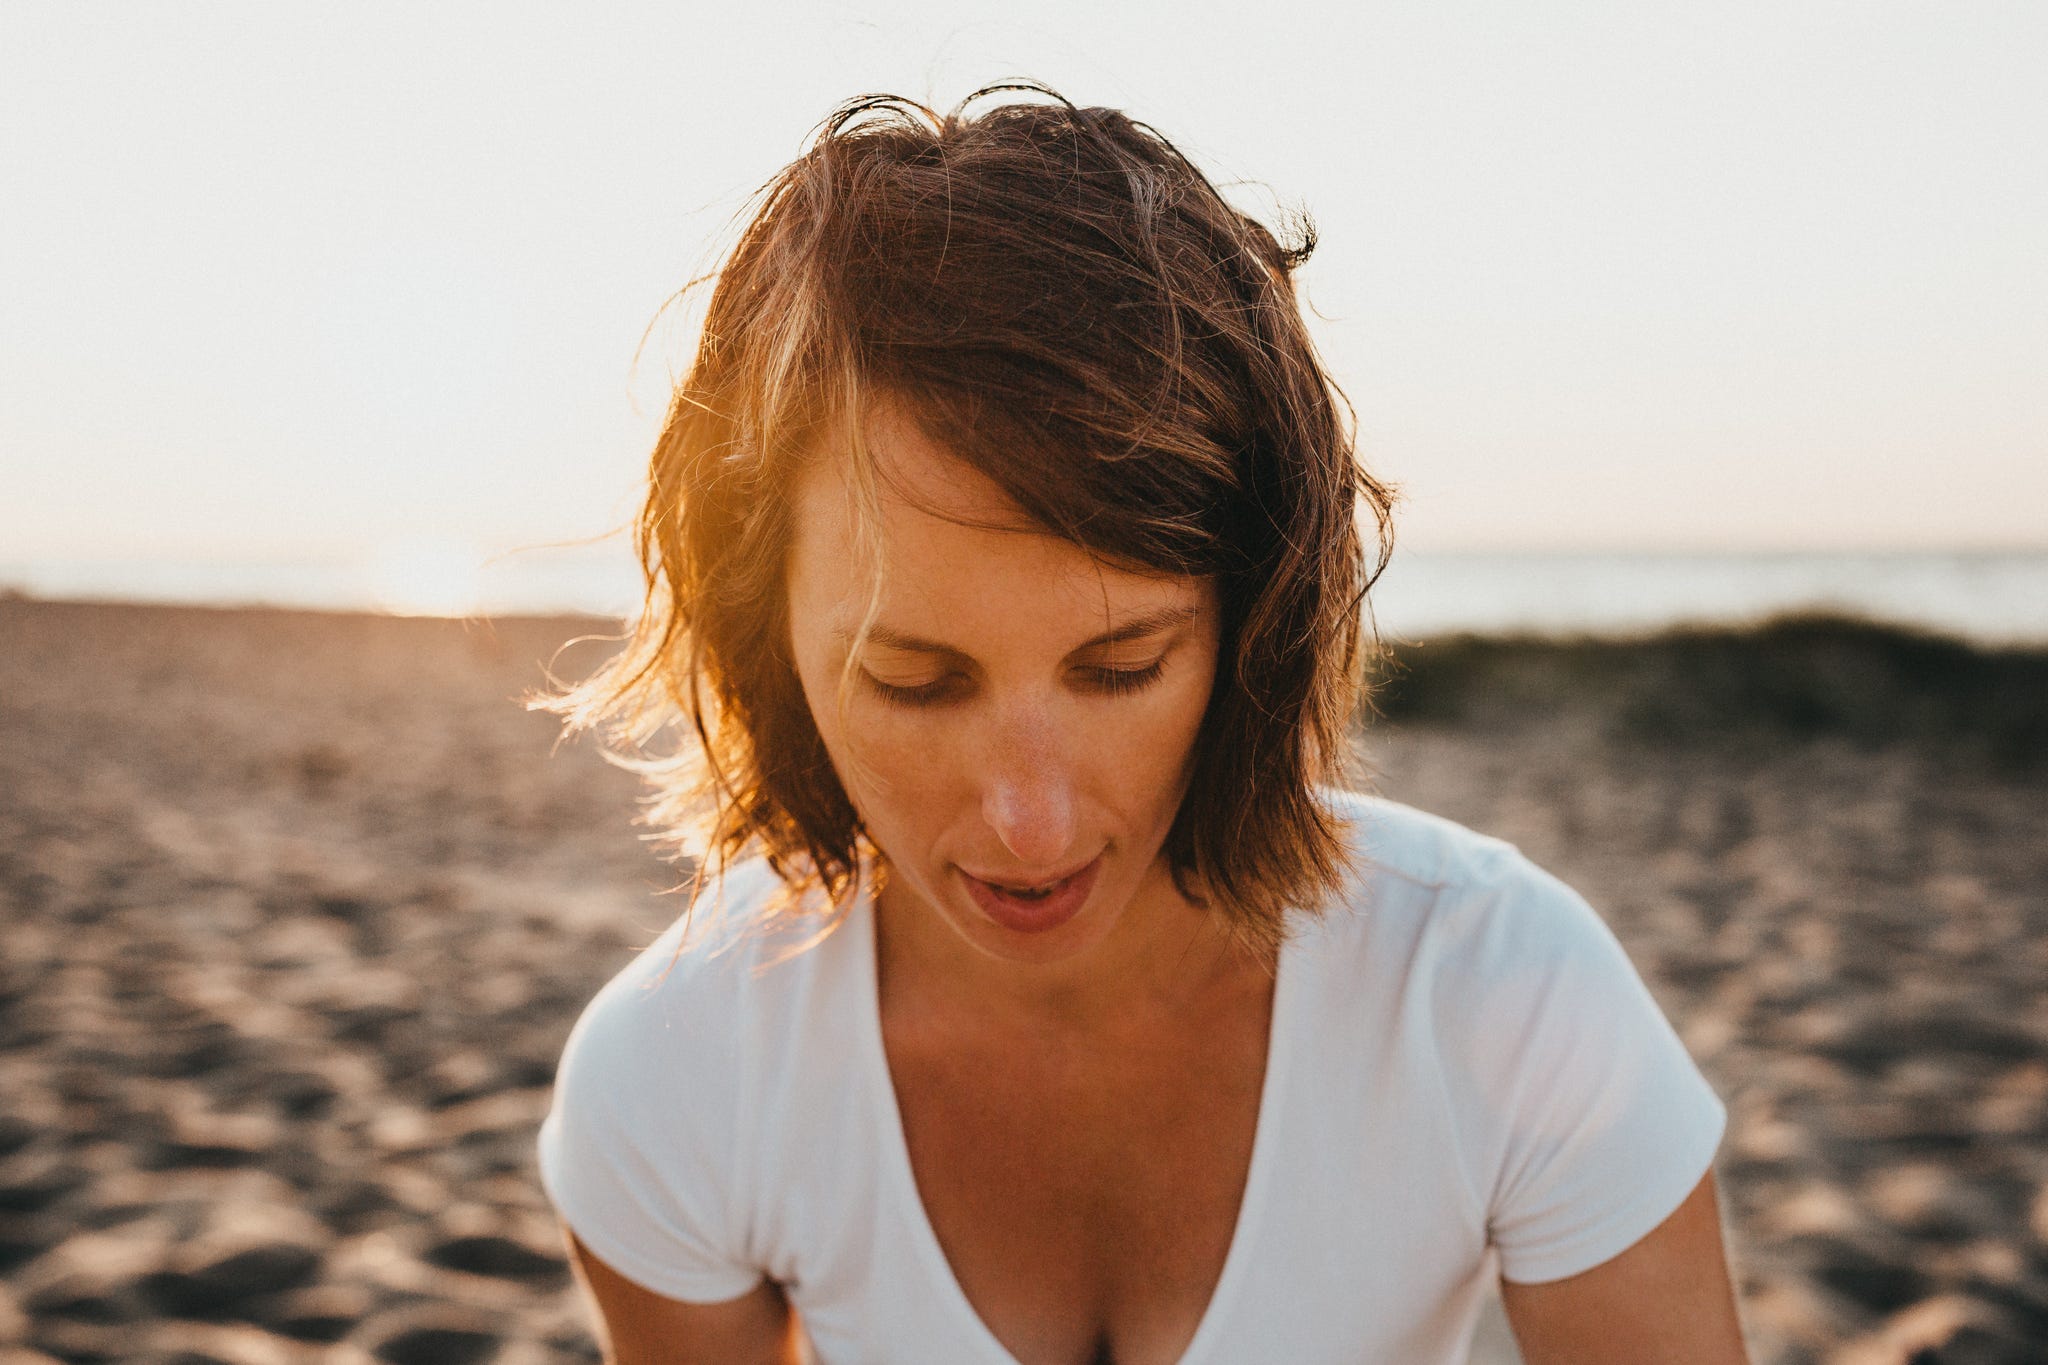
[786,401,1209,637]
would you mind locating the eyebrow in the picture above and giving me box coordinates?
[841,603,1203,660]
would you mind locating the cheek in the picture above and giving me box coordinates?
[1135,685,1214,800]
[837,724,949,813]
[792,671,944,833]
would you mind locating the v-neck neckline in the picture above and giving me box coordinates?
[854,886,1298,1365]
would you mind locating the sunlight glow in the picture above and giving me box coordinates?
[365,539,487,618]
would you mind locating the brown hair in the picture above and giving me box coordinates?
[543,83,1396,955]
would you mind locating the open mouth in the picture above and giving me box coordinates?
[975,863,1089,897]
[959,858,1102,934]
[984,873,1072,899]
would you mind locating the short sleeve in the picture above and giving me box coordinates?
[536,929,765,1304]
[1435,850,1727,1285]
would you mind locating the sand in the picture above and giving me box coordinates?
[2,598,2043,1364]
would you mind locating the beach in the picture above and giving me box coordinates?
[2,598,2043,1363]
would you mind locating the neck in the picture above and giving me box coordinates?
[872,857,1272,1034]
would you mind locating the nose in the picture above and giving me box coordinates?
[979,720,1078,868]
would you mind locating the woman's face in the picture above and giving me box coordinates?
[784,401,1222,965]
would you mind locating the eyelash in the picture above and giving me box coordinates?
[1089,660,1166,696]
[863,661,1167,709]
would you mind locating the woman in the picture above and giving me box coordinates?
[537,86,1749,1364]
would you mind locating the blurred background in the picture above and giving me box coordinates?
[3,2,2043,1362]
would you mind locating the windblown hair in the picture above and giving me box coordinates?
[543,83,1397,955]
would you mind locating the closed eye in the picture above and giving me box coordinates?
[859,660,1168,708]
[1079,660,1165,697]
[860,671,962,708]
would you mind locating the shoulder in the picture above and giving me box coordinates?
[1322,787,1524,891]
[1310,788,1684,1102]
[542,854,858,1179]
[536,855,859,1300]
[1311,793,1727,1282]
[1315,787,1607,974]
[560,859,780,1039]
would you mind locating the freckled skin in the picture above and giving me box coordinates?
[783,400,1233,1022]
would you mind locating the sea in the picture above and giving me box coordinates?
[5,549,2046,648]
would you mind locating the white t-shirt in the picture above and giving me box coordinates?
[538,793,1726,1364]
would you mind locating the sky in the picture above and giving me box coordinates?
[4,0,2045,595]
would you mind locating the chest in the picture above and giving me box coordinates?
[880,989,1274,1365]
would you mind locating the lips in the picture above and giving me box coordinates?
[967,861,1095,894]
[958,856,1102,935]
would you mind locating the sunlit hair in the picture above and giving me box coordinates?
[541,82,1397,956]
